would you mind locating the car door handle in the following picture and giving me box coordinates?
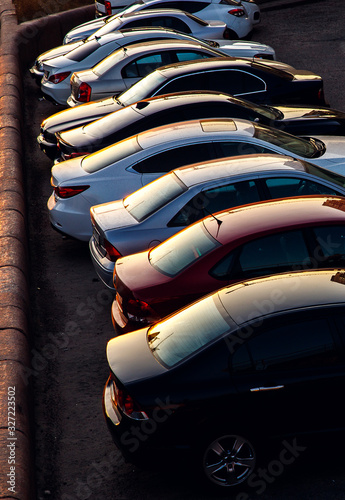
[250,385,284,392]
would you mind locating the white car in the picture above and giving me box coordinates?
[63,8,234,44]
[96,0,260,38]
[48,117,345,241]
[40,35,275,106]
[89,153,345,287]
[95,0,261,34]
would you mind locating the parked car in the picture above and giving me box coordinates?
[54,91,345,162]
[111,195,345,333]
[48,117,345,241]
[34,29,275,97]
[63,9,231,44]
[67,55,326,107]
[103,267,345,489]
[95,0,261,26]
[90,153,345,287]
[44,38,232,106]
[94,0,260,38]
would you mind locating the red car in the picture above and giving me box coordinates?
[112,195,345,332]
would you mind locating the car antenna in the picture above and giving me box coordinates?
[203,206,222,237]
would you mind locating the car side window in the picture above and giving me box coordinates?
[168,180,260,227]
[210,229,312,280]
[157,73,210,94]
[174,50,212,62]
[231,317,341,374]
[122,52,172,78]
[312,225,345,267]
[264,177,339,199]
[214,141,273,157]
[206,70,266,95]
[131,142,215,173]
[149,16,192,33]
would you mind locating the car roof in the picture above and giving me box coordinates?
[137,117,254,148]
[219,269,345,326]
[173,154,309,187]
[104,38,220,56]
[203,195,345,245]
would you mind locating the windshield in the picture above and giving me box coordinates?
[148,293,234,368]
[124,172,187,221]
[253,122,319,158]
[92,47,128,76]
[66,39,101,62]
[82,136,141,173]
[91,17,123,38]
[118,70,166,106]
[303,161,345,189]
[149,222,220,276]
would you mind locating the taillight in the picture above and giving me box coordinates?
[103,237,122,261]
[62,152,90,160]
[54,185,90,199]
[229,8,245,16]
[48,71,71,84]
[111,379,148,420]
[127,298,154,317]
[77,82,92,103]
[105,0,112,15]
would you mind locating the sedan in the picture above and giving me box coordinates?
[34,29,275,102]
[46,38,232,106]
[63,9,230,45]
[67,55,326,107]
[111,195,345,332]
[38,57,327,156]
[90,153,345,288]
[96,0,259,39]
[103,268,345,489]
[54,92,345,162]
[48,117,345,241]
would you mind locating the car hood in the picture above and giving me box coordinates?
[116,250,172,293]
[91,199,137,231]
[217,40,275,58]
[107,328,166,384]
[42,96,122,134]
[277,106,345,120]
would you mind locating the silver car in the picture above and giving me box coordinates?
[48,117,345,242]
[89,153,345,287]
[40,33,275,105]
[65,38,233,107]
[63,8,230,44]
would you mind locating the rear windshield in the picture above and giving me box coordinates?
[66,39,101,62]
[119,70,166,106]
[93,47,128,76]
[124,172,187,221]
[253,122,318,158]
[90,17,123,38]
[303,162,345,189]
[148,293,234,367]
[149,221,219,276]
[82,136,141,173]
[185,12,208,26]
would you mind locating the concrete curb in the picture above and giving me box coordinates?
[0,2,94,499]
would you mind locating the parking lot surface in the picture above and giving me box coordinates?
[22,1,345,499]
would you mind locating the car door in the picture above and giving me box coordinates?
[229,310,345,436]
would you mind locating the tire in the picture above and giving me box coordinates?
[201,433,256,489]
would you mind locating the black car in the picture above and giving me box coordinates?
[38,56,327,158]
[103,268,345,490]
[54,91,345,161]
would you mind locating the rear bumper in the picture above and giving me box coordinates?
[89,236,115,289]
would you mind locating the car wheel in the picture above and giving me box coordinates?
[202,433,256,488]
